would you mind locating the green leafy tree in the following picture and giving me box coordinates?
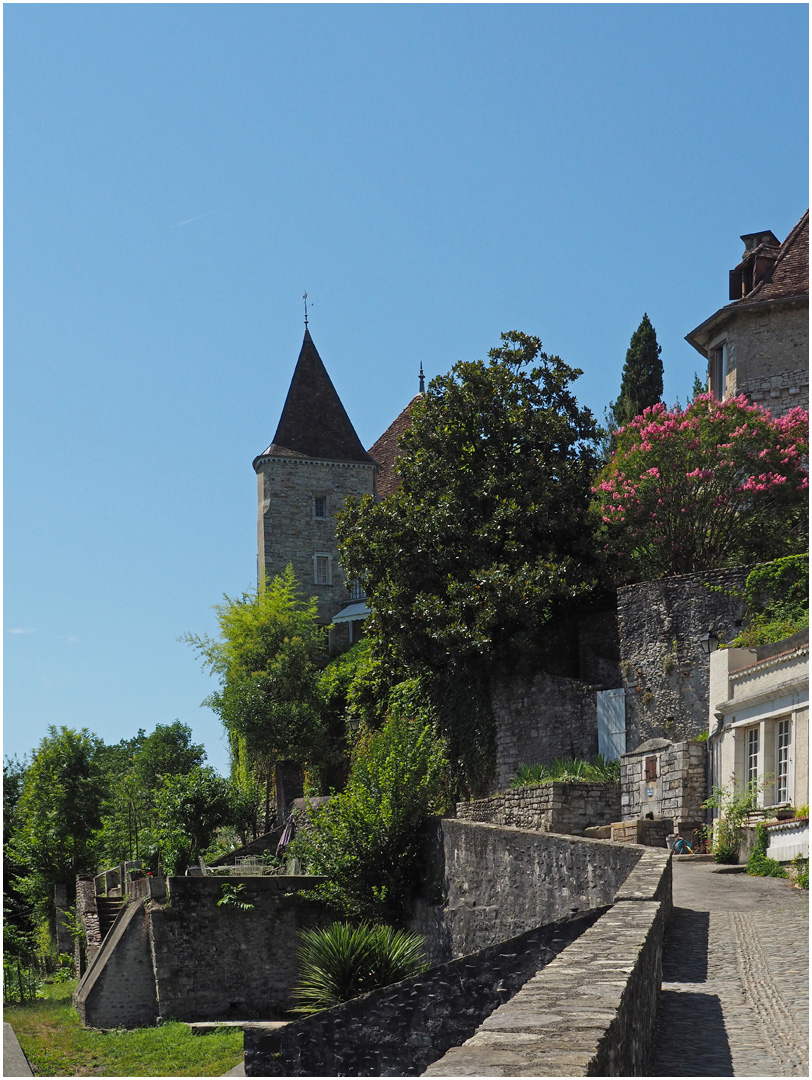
[692,372,705,400]
[337,332,599,790]
[8,728,107,933]
[155,766,232,874]
[592,396,808,581]
[292,710,450,922]
[607,314,663,435]
[96,722,207,867]
[184,566,328,827]
[338,332,600,673]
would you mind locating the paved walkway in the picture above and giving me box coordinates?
[649,858,809,1077]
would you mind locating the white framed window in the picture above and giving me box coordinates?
[314,553,332,586]
[746,726,759,787]
[314,496,327,519]
[776,719,791,804]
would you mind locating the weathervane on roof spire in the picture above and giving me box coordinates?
[303,292,311,328]
[419,361,425,394]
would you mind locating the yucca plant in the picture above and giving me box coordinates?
[292,922,426,1014]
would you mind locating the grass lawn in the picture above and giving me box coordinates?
[4,981,244,1077]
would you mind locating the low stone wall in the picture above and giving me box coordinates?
[611,818,673,849]
[456,781,620,836]
[244,911,604,1077]
[423,899,666,1077]
[426,820,643,958]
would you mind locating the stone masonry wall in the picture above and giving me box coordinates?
[617,565,751,747]
[434,820,642,957]
[74,876,103,977]
[456,782,620,836]
[74,899,158,1029]
[244,912,602,1078]
[491,672,600,792]
[424,900,667,1078]
[148,876,330,1021]
[726,302,809,417]
[621,739,707,825]
[257,457,375,625]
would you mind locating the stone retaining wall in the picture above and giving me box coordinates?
[423,900,666,1077]
[491,672,601,792]
[433,820,642,957]
[74,899,157,1029]
[243,911,604,1077]
[617,565,751,746]
[148,876,329,1022]
[456,781,620,836]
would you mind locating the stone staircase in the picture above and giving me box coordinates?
[96,896,125,939]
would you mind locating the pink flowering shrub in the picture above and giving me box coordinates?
[592,394,808,580]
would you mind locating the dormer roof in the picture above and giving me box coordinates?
[254,329,372,466]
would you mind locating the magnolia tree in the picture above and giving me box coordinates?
[592,394,808,580]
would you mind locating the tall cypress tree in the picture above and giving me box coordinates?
[608,313,663,432]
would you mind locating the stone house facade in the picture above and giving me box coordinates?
[685,210,809,416]
[708,627,809,812]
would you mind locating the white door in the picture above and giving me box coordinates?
[597,689,626,760]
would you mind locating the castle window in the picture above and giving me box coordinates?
[314,553,332,586]
[314,496,327,519]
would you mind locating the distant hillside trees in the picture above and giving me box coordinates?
[592,395,808,581]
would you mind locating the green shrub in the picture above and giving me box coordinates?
[745,823,788,878]
[703,780,761,864]
[291,710,450,922]
[792,855,809,890]
[729,555,809,647]
[510,755,620,788]
[292,922,426,1013]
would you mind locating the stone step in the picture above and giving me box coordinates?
[188,1020,289,1035]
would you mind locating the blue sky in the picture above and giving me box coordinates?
[4,3,808,775]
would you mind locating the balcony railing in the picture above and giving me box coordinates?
[348,581,367,602]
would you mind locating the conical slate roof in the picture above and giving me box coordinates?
[255,330,371,464]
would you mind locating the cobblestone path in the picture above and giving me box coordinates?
[649,859,809,1076]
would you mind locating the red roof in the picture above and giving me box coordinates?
[368,395,421,498]
[744,210,809,303]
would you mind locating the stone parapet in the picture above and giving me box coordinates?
[243,911,603,1078]
[423,900,666,1077]
[456,782,620,836]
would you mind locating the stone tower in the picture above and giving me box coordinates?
[253,329,376,631]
